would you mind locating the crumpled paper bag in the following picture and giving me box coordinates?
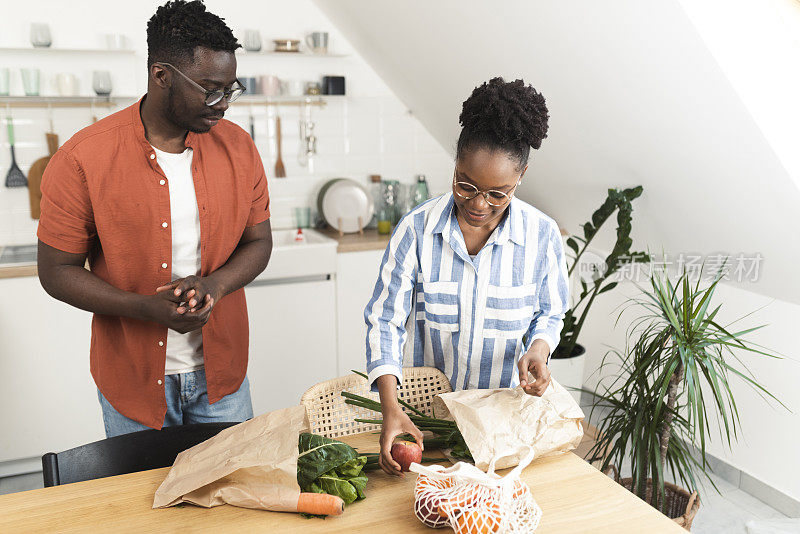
[153,404,308,511]
[432,378,585,470]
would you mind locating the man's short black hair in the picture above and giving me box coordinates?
[457,77,549,171]
[147,0,241,68]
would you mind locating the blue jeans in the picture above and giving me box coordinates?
[98,368,254,438]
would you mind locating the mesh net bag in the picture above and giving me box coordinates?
[411,448,542,533]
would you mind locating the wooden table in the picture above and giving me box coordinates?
[0,432,685,533]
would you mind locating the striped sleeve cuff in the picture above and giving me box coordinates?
[367,364,403,393]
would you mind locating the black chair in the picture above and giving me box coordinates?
[42,422,239,487]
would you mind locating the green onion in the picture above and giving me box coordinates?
[343,378,473,462]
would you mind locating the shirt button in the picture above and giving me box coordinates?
[159,179,166,185]
[162,222,168,228]
[157,379,163,385]
[158,341,164,347]
[150,154,155,160]
[161,262,168,269]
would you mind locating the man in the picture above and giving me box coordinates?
[37,0,272,437]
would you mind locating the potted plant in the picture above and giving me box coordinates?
[584,264,783,530]
[550,186,649,399]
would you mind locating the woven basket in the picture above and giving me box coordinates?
[300,367,452,439]
[605,465,700,531]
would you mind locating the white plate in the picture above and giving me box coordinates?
[321,179,374,233]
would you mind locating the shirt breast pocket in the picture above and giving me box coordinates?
[421,280,460,332]
[484,283,537,338]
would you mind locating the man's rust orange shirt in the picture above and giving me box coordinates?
[37,98,270,429]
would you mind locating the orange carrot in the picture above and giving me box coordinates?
[296,492,344,516]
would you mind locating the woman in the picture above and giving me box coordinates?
[364,77,570,475]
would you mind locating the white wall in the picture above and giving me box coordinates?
[0,0,454,243]
[578,274,800,503]
[678,0,800,192]
[312,0,800,503]
[313,0,800,305]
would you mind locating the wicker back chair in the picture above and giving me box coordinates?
[605,465,700,531]
[300,367,452,439]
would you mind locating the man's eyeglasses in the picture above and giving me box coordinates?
[156,62,245,106]
[452,175,519,207]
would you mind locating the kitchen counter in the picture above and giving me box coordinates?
[319,227,392,253]
[0,263,37,279]
[0,245,38,279]
[319,225,569,254]
[0,431,686,533]
[0,225,569,278]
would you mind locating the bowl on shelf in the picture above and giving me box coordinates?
[273,39,301,53]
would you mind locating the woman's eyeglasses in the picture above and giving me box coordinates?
[156,62,245,106]
[452,176,519,207]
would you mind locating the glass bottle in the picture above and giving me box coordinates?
[413,174,430,206]
[367,174,381,229]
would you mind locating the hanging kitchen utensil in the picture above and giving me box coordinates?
[5,116,27,187]
[274,115,286,178]
[27,112,58,219]
[249,111,255,140]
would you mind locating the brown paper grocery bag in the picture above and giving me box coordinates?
[432,379,585,470]
[153,404,308,511]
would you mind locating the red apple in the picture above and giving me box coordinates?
[391,440,422,472]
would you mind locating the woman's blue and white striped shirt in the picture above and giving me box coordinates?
[364,192,570,392]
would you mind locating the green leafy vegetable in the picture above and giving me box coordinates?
[297,433,359,489]
[316,473,359,504]
[335,456,367,478]
[297,433,370,509]
[349,476,368,500]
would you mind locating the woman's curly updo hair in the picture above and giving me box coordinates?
[457,77,549,171]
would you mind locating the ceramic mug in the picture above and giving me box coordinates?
[243,30,261,52]
[104,33,129,50]
[56,73,78,96]
[305,32,328,54]
[240,77,258,95]
[260,75,282,97]
[284,79,304,97]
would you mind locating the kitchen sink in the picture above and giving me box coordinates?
[0,244,38,266]
[252,228,338,283]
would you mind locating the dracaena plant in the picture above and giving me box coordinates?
[557,186,650,358]
[584,265,784,513]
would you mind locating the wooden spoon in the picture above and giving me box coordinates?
[27,132,59,219]
[274,115,286,178]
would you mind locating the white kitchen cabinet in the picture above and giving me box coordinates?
[335,250,385,376]
[245,276,338,416]
[0,276,102,473]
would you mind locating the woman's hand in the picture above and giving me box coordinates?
[378,404,424,476]
[375,374,424,476]
[518,339,552,396]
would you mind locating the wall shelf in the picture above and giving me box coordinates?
[0,96,137,108]
[235,95,345,107]
[235,50,348,58]
[0,47,135,54]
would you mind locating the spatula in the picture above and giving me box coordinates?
[274,115,286,178]
[5,116,27,188]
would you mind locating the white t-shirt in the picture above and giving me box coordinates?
[153,146,204,375]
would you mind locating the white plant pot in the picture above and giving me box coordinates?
[548,345,586,404]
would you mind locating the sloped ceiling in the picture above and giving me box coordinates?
[314,0,800,303]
